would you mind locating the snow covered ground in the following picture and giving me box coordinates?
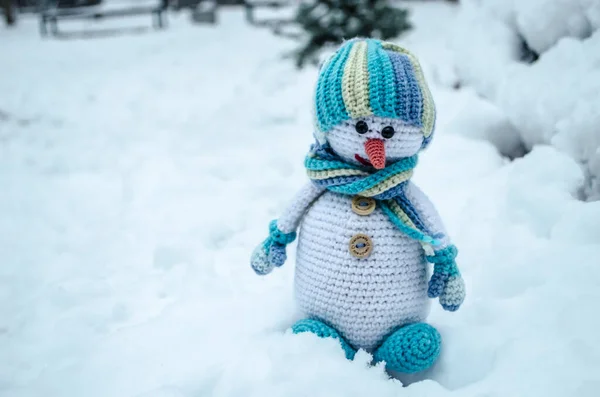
[1,3,600,397]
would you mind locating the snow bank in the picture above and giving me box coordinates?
[450,2,521,99]
[451,0,600,198]
[459,0,600,54]
[497,31,600,198]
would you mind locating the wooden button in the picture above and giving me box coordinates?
[351,196,376,216]
[349,233,373,259]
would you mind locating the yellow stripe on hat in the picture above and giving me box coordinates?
[342,41,372,119]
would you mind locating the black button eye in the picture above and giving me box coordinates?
[381,126,395,139]
[355,120,368,134]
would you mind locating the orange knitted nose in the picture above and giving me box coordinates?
[364,139,386,169]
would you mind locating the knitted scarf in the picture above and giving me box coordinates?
[305,144,443,249]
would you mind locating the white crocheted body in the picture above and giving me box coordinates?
[293,190,432,351]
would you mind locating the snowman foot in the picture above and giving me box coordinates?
[373,323,441,373]
[291,318,356,360]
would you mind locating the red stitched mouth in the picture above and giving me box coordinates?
[355,154,372,167]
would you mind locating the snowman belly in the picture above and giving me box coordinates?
[294,191,431,351]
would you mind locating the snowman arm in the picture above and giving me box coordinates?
[404,182,452,248]
[405,182,465,311]
[276,182,326,234]
[250,182,325,275]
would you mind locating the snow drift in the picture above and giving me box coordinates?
[451,0,600,199]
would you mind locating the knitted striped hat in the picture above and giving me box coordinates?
[313,38,436,149]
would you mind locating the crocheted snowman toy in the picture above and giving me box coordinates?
[250,38,466,374]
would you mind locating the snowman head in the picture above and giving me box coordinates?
[313,39,436,169]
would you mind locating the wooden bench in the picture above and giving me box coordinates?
[243,0,291,26]
[172,0,217,24]
[39,0,169,36]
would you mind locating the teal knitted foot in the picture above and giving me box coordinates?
[292,318,356,360]
[373,323,441,373]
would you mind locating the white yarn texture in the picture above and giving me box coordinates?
[326,116,424,166]
[277,183,325,234]
[291,182,448,350]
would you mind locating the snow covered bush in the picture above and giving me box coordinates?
[293,0,411,67]
[451,0,600,199]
